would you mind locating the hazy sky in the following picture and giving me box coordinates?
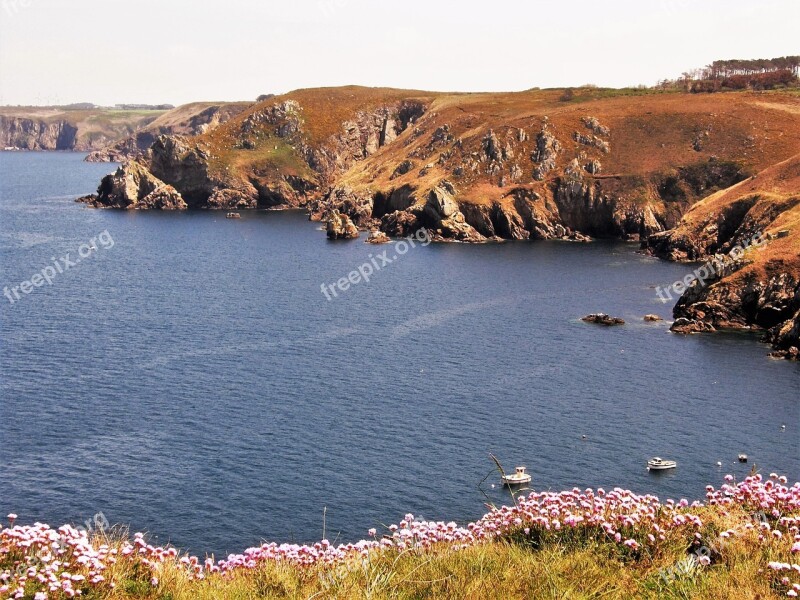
[0,0,798,106]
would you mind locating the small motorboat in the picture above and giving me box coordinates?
[648,457,677,471]
[738,454,748,463]
[501,466,532,486]
[226,212,242,219]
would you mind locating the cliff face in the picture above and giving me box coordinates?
[645,154,800,359]
[0,116,79,150]
[83,88,800,250]
[0,103,248,155]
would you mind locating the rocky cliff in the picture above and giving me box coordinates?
[645,154,800,359]
[0,109,163,151]
[0,103,248,155]
[82,88,800,248]
[1,116,80,150]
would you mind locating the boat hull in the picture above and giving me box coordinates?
[501,476,532,486]
[648,462,677,470]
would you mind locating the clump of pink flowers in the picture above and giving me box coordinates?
[2,474,799,598]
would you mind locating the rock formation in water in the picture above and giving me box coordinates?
[326,210,359,240]
[582,313,625,326]
[77,162,186,210]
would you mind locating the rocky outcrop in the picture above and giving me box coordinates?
[672,271,799,331]
[0,117,78,150]
[326,210,359,240]
[553,159,664,240]
[381,210,422,237]
[147,136,222,206]
[582,313,625,326]
[312,185,376,227]
[644,314,663,322]
[531,122,561,181]
[366,230,391,244]
[767,309,800,360]
[670,317,716,334]
[306,101,427,185]
[79,162,186,210]
[423,184,484,243]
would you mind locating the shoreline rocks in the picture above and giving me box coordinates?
[670,317,716,334]
[326,210,359,240]
[366,230,391,244]
[582,313,625,326]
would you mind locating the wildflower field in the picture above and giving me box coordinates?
[2,474,799,599]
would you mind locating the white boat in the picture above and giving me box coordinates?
[501,466,532,486]
[648,457,677,471]
[738,454,748,463]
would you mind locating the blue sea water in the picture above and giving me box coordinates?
[0,151,797,557]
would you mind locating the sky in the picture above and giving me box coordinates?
[0,0,798,106]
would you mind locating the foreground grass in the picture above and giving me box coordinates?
[106,516,782,600]
[4,477,799,599]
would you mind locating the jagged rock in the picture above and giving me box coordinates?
[582,313,625,326]
[482,130,502,162]
[207,188,258,209]
[366,230,391,244]
[313,186,375,227]
[671,318,716,334]
[644,314,663,322]
[88,162,187,210]
[531,123,561,180]
[574,131,610,153]
[381,210,421,237]
[491,203,529,240]
[326,210,359,240]
[582,116,610,137]
[765,308,800,360]
[425,183,459,220]
[435,212,485,243]
[431,125,454,146]
[585,159,602,174]
[390,160,415,180]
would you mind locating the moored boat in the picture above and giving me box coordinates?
[501,466,532,486]
[647,457,677,471]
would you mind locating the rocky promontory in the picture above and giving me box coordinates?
[645,154,800,359]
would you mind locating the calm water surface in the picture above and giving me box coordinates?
[1,152,798,556]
